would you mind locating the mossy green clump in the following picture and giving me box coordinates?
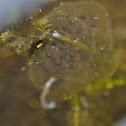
[0,30,15,42]
[34,18,53,34]
[0,25,28,56]
[0,25,27,42]
[13,25,27,37]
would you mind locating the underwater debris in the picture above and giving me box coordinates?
[52,30,61,38]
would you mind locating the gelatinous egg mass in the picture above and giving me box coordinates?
[29,1,117,101]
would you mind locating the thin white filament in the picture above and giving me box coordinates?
[40,77,56,109]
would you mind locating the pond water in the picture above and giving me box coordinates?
[0,0,126,126]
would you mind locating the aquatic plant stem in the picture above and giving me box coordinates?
[71,94,80,126]
[60,36,92,52]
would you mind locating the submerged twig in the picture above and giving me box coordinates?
[72,95,80,126]
[60,36,92,52]
[40,77,56,109]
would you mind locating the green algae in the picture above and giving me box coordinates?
[34,18,53,33]
[85,76,125,95]
[0,30,15,42]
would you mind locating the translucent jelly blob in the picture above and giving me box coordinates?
[29,1,117,101]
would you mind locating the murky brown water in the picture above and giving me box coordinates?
[0,0,126,126]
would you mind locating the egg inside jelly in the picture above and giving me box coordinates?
[29,1,117,101]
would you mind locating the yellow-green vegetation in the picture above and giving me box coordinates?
[69,75,125,126]
[71,95,80,126]
[59,35,92,52]
[0,25,28,56]
[13,25,26,37]
[105,77,125,89]
[0,30,15,42]
[85,76,125,94]
[0,25,26,42]
[0,18,54,56]
[34,18,53,34]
